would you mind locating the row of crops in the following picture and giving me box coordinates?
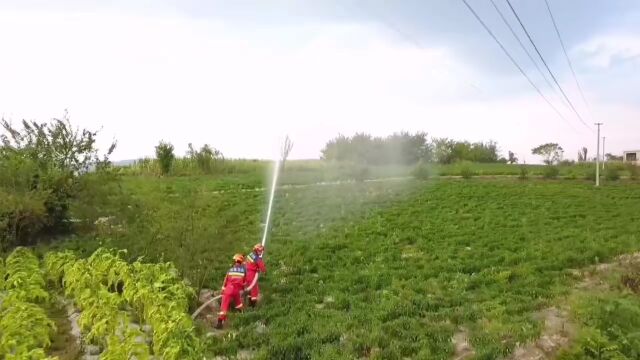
[1,247,204,359]
[0,248,56,359]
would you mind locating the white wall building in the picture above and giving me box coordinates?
[623,150,640,165]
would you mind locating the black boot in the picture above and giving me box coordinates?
[215,319,224,329]
[249,299,257,308]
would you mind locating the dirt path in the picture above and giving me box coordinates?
[509,307,575,360]
[47,300,81,360]
[206,174,609,195]
[206,176,413,194]
[452,328,475,360]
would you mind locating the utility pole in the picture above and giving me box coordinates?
[602,136,606,170]
[595,123,603,186]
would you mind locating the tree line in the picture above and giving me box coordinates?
[320,132,508,165]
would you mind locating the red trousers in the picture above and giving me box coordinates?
[218,287,243,321]
[246,271,260,300]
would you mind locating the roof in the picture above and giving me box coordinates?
[623,150,640,153]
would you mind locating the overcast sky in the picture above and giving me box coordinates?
[0,0,638,162]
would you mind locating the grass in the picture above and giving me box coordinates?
[243,180,640,359]
[50,171,640,359]
[557,258,640,359]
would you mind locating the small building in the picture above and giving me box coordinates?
[624,150,640,165]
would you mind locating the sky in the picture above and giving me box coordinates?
[0,0,638,162]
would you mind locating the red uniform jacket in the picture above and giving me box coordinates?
[245,251,266,274]
[222,264,246,291]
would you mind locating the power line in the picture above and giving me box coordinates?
[459,0,577,131]
[488,0,567,107]
[504,0,591,130]
[543,0,591,113]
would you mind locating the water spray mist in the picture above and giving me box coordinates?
[261,159,281,248]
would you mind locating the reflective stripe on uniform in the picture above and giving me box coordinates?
[249,252,262,262]
[227,271,245,277]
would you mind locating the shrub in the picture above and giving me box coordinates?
[155,141,175,176]
[584,168,597,181]
[1,115,116,248]
[0,191,49,250]
[627,164,639,180]
[187,143,223,174]
[460,165,476,179]
[518,166,529,180]
[542,166,559,179]
[607,161,627,171]
[411,163,431,180]
[605,168,620,181]
[565,171,577,180]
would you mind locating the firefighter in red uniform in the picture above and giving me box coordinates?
[216,253,246,329]
[245,244,267,307]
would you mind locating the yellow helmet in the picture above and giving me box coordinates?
[253,244,264,254]
[233,253,244,263]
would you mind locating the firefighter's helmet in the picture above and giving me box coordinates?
[253,244,264,254]
[233,254,244,263]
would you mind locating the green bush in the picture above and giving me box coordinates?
[561,296,640,360]
[187,143,223,174]
[627,164,639,180]
[518,166,529,180]
[565,171,577,180]
[542,166,559,179]
[460,166,476,179]
[155,141,175,176]
[411,163,431,180]
[584,168,597,181]
[604,168,620,181]
[607,161,627,171]
[1,115,116,249]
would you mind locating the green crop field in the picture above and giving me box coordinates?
[42,174,640,359]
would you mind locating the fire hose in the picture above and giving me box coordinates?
[190,274,260,319]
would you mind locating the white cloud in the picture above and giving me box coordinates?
[575,33,640,68]
[0,10,638,162]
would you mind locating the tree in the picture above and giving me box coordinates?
[155,141,175,176]
[532,143,564,165]
[1,111,116,174]
[508,151,518,164]
[432,138,456,164]
[280,135,294,171]
[187,143,223,174]
[578,147,588,162]
[320,132,501,165]
[1,112,116,248]
[320,134,349,162]
[320,132,429,165]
